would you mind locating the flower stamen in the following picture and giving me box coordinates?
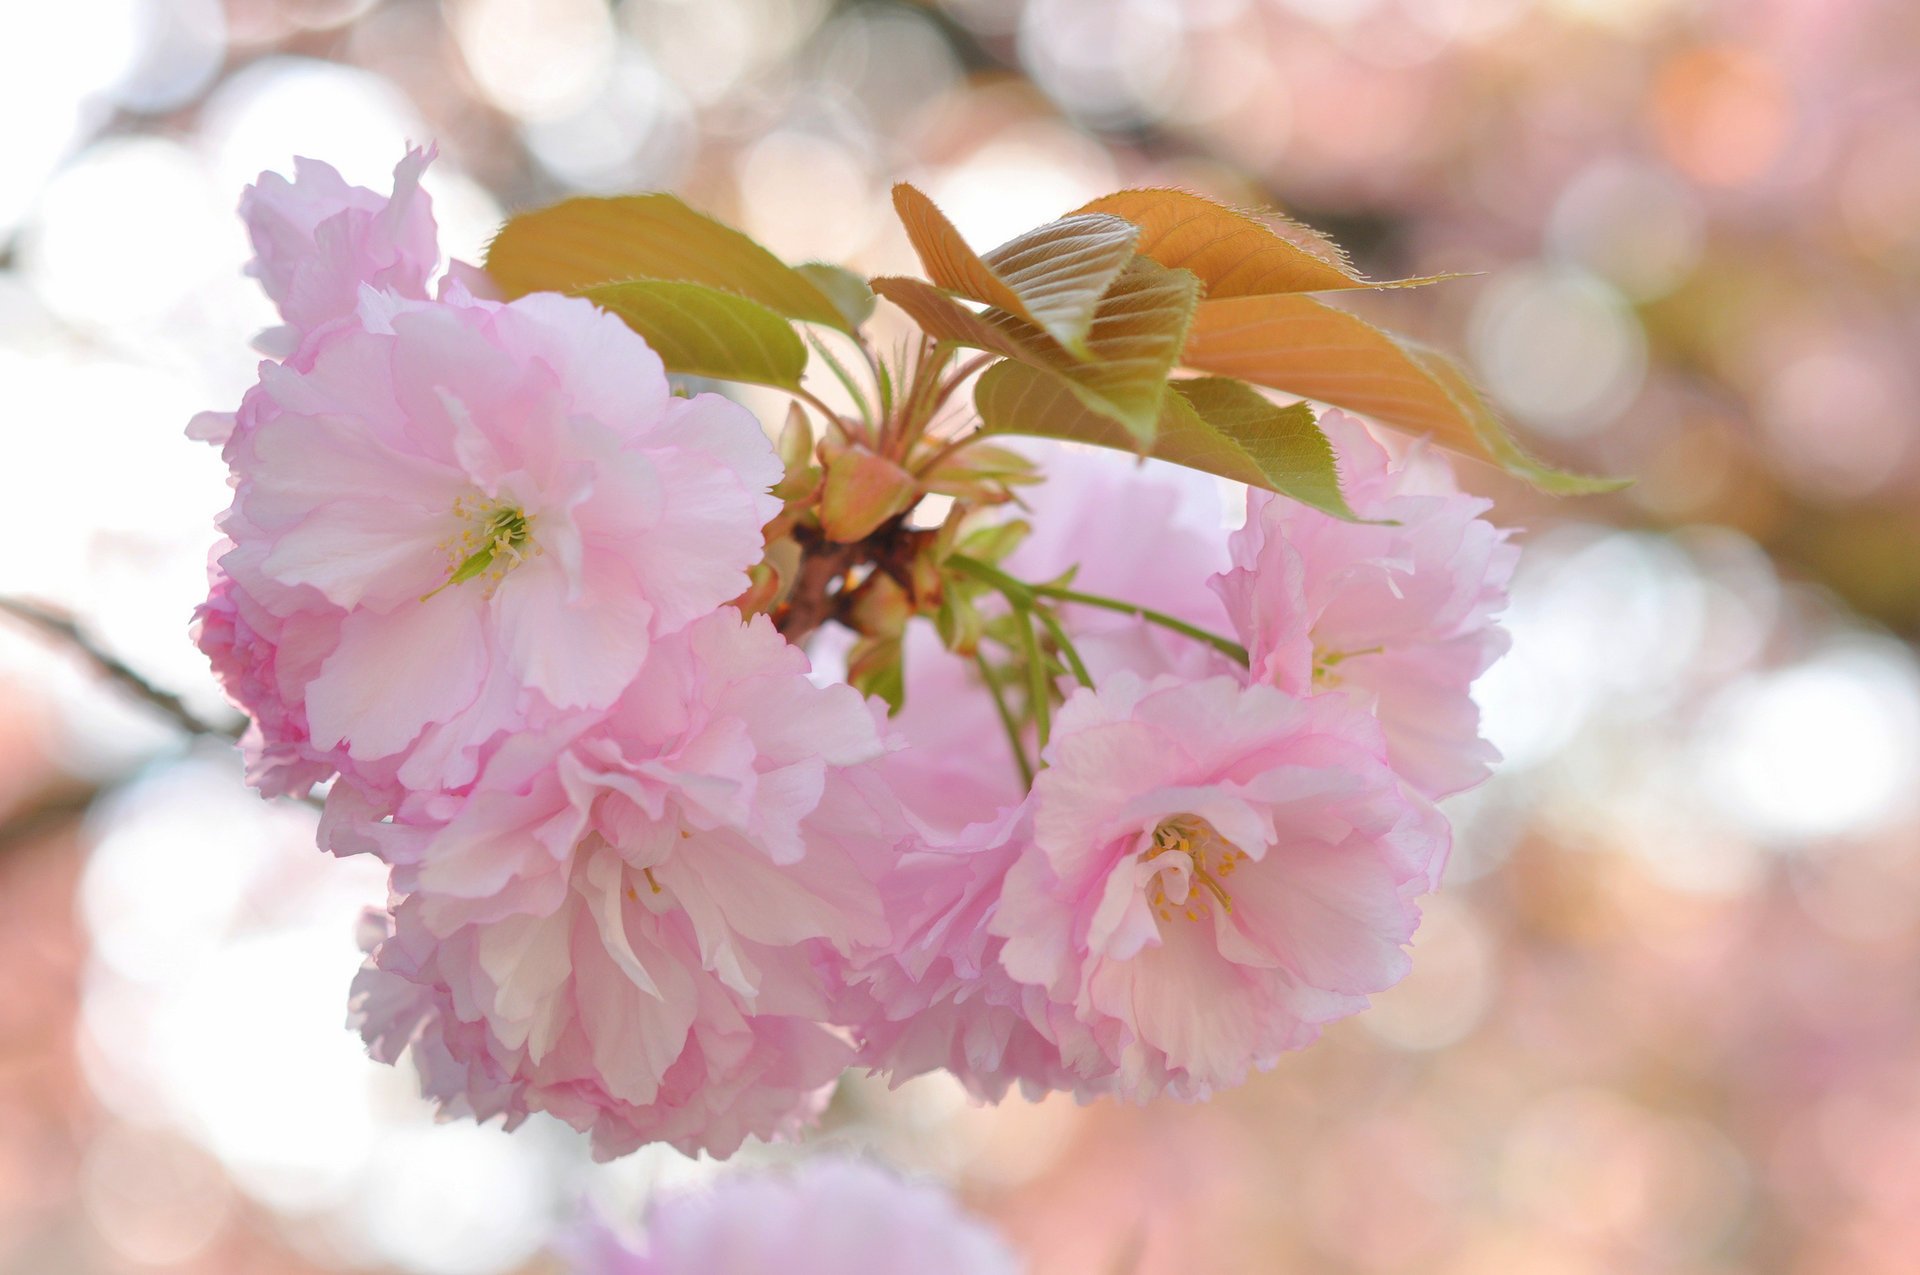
[1145,816,1246,924]
[423,496,539,600]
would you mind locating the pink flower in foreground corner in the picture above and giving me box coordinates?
[1212,409,1519,799]
[564,1157,1021,1275]
[993,673,1449,1102]
[241,146,439,356]
[208,289,782,796]
[349,610,909,1159]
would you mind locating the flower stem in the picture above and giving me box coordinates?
[946,554,1249,666]
[1019,609,1052,749]
[974,651,1035,788]
[1031,606,1094,689]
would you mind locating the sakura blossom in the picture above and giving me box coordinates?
[851,802,1105,1102]
[174,148,1537,1165]
[994,673,1450,1101]
[564,1157,1021,1275]
[1213,410,1519,798]
[347,610,908,1158]
[204,289,782,798]
[239,145,440,359]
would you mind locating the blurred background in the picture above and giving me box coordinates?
[4,0,1920,1271]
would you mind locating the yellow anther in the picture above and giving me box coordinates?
[423,497,537,602]
[1145,814,1245,923]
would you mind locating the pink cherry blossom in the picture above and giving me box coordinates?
[993,673,1449,1101]
[207,289,782,796]
[1212,410,1519,798]
[564,1157,1021,1275]
[867,450,1239,839]
[241,146,439,357]
[852,802,1108,1102]
[193,560,336,798]
[347,610,909,1158]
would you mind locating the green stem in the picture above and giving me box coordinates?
[1019,609,1052,750]
[1032,606,1094,689]
[974,651,1035,788]
[948,554,1249,666]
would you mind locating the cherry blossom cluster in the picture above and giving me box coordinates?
[194,149,1516,1159]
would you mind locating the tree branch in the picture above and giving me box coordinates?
[0,596,240,740]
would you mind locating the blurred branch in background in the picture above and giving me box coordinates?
[0,595,238,740]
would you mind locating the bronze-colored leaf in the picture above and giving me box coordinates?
[891,183,1140,358]
[1181,294,1624,492]
[877,260,1200,447]
[1078,188,1457,296]
[868,276,1032,361]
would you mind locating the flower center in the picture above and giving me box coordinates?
[1312,644,1383,688]
[1145,815,1246,924]
[424,496,539,599]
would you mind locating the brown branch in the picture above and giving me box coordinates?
[772,528,864,648]
[0,596,240,740]
[771,521,937,649]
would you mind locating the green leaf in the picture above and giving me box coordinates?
[956,516,1032,565]
[875,258,1201,447]
[1180,293,1626,493]
[1167,378,1359,519]
[892,183,1140,358]
[975,361,1366,520]
[795,263,876,329]
[935,586,985,655]
[581,281,808,391]
[486,194,855,332]
[1076,188,1459,295]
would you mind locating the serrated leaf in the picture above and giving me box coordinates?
[868,276,1032,359]
[1180,294,1625,493]
[1077,188,1458,295]
[892,183,1140,358]
[487,194,854,332]
[1061,259,1204,444]
[974,361,1365,518]
[1167,379,1359,519]
[581,281,808,390]
[876,259,1200,446]
[796,262,876,329]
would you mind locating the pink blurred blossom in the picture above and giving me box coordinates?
[566,1157,1021,1274]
